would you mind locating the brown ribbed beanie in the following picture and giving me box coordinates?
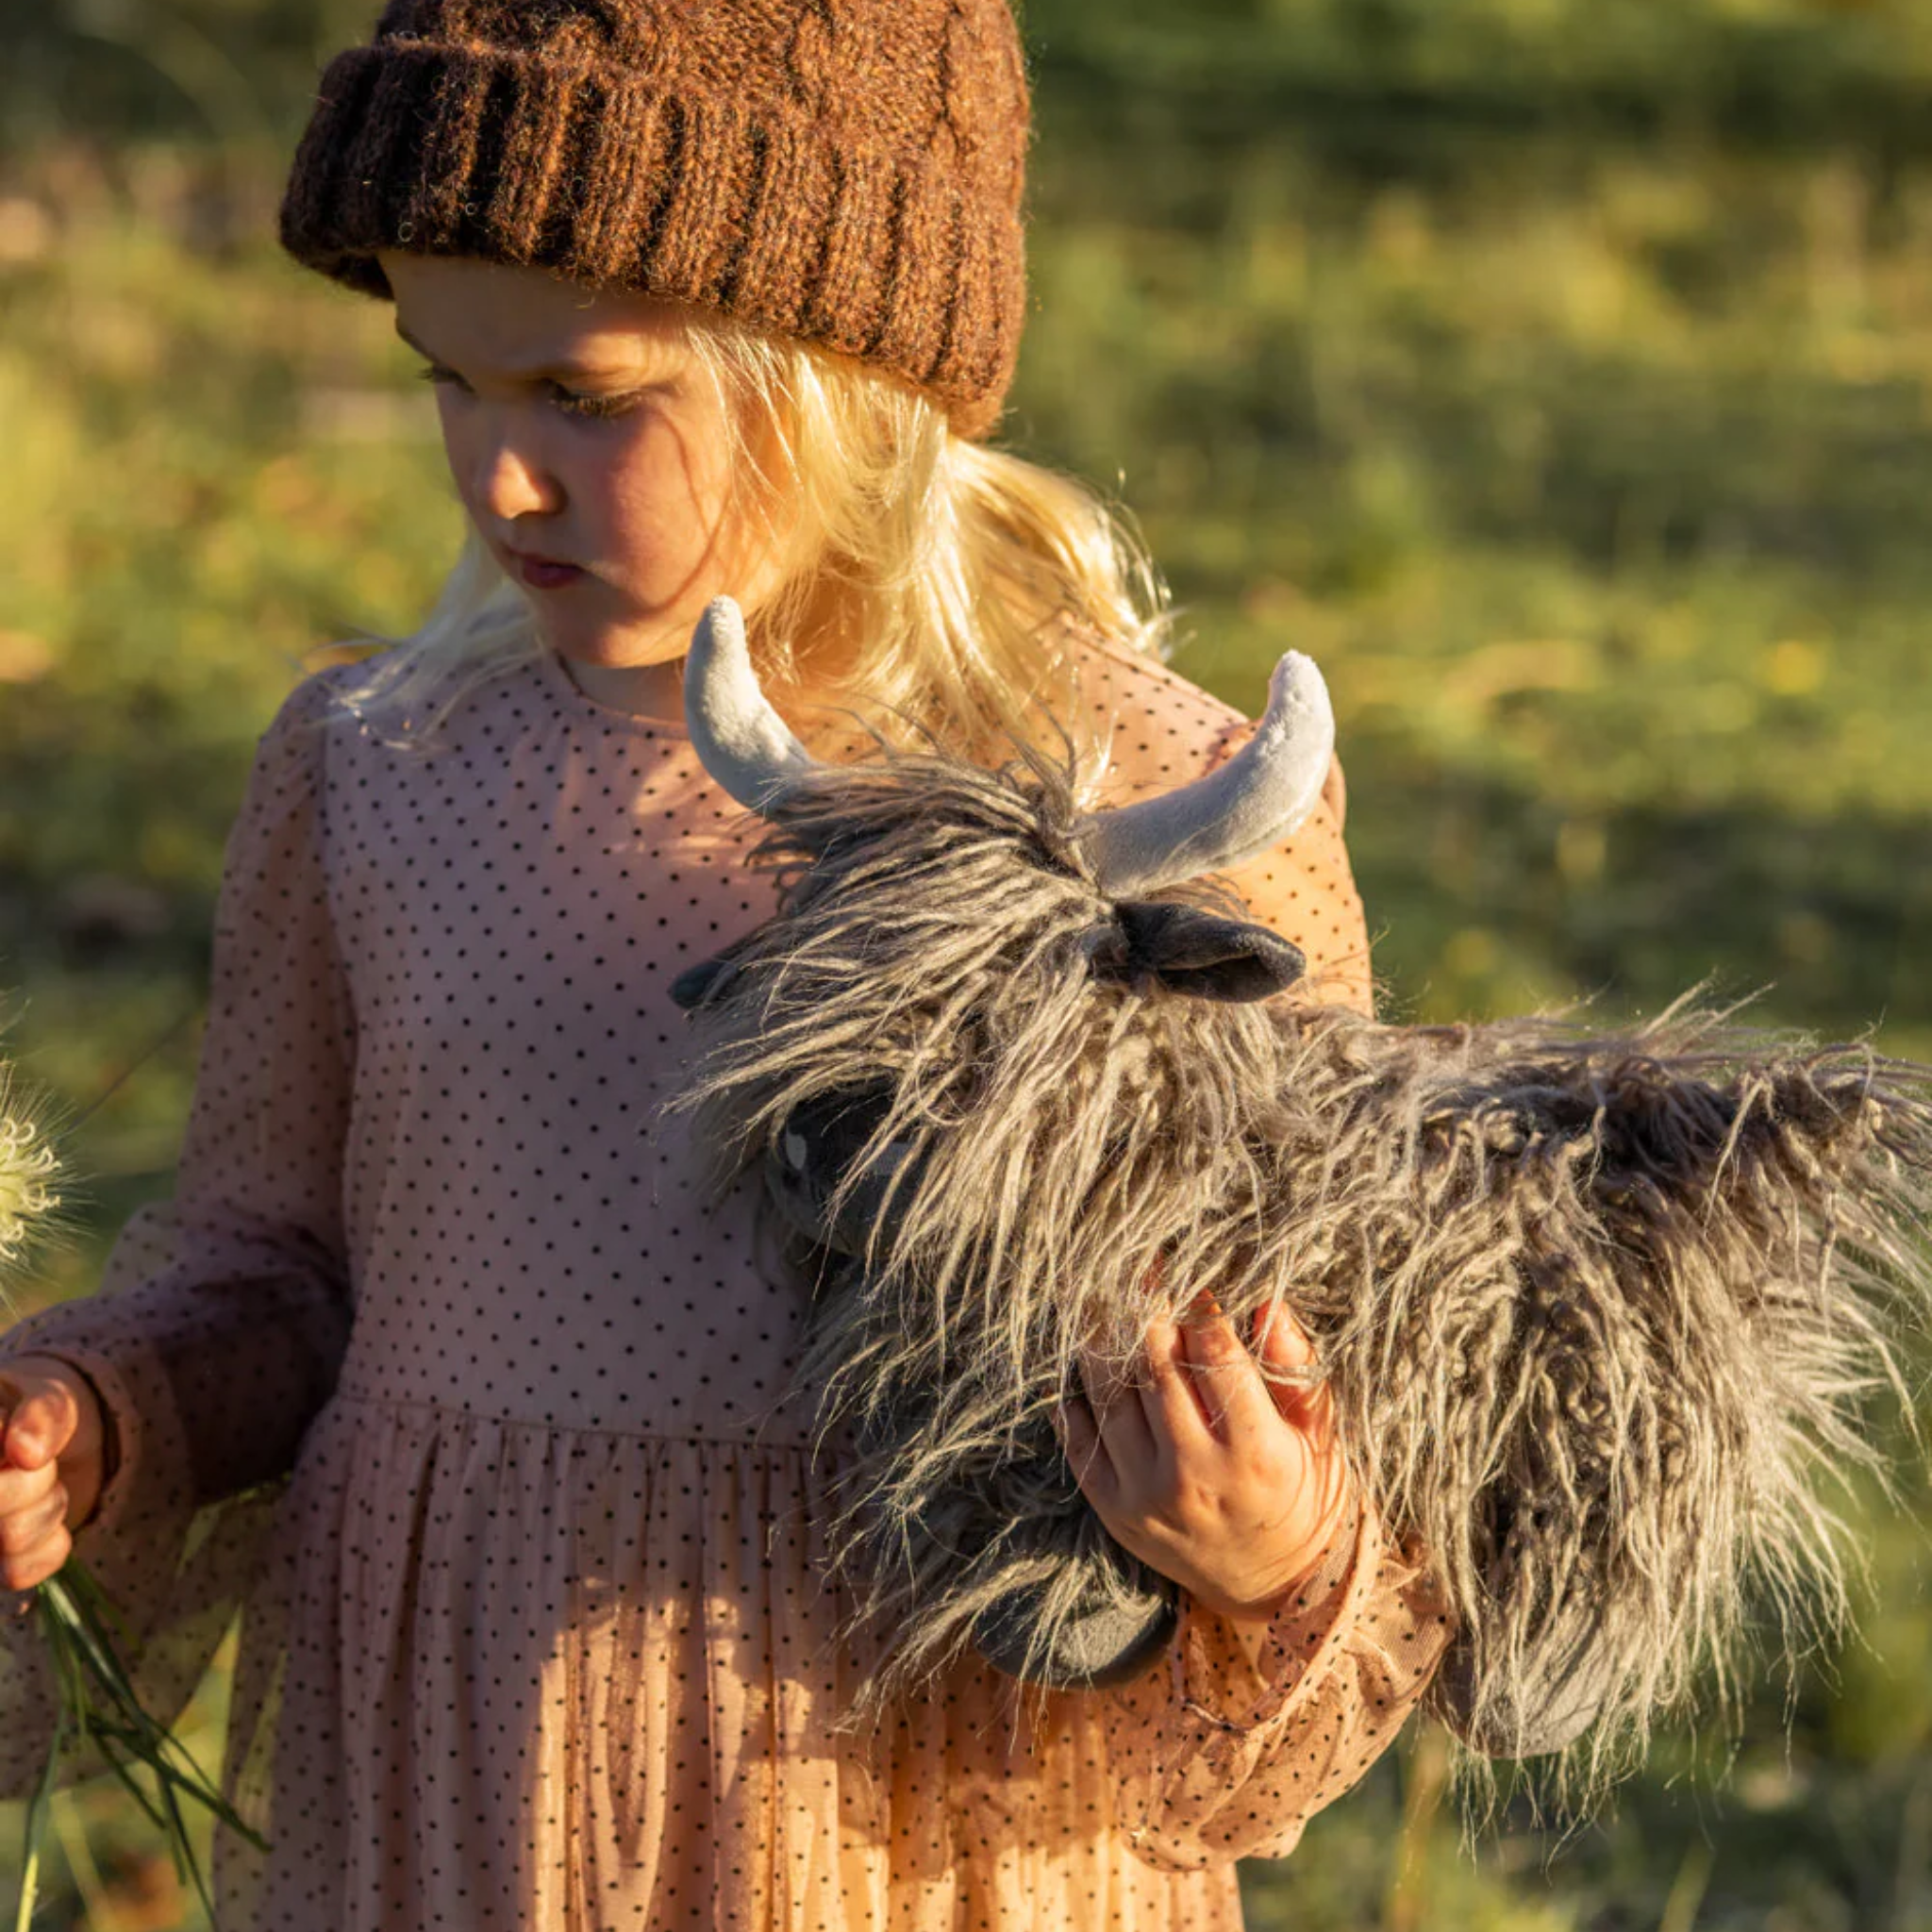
[279,0,1031,440]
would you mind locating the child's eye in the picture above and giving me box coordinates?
[416,363,473,397]
[408,362,641,420]
[547,384,643,422]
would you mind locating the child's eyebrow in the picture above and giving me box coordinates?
[392,320,656,385]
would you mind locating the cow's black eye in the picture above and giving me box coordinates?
[764,1085,922,1257]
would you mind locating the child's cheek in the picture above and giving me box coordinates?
[608,454,734,582]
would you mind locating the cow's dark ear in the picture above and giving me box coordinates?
[1093,901,1307,1003]
[670,925,773,1010]
[671,953,741,1011]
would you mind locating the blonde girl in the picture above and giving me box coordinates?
[0,3,1448,1926]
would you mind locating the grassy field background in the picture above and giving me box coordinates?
[2,0,1932,1924]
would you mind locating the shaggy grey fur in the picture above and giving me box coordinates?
[672,741,1932,1779]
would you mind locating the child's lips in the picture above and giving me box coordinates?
[508,550,588,591]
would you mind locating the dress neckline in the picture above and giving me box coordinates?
[533,645,691,736]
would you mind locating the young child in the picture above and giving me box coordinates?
[0,3,1450,1925]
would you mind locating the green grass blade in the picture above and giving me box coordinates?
[88,1728,173,1836]
[15,1687,71,1932]
[23,1562,270,1914]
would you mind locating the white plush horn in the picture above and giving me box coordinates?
[1076,651,1336,897]
[683,596,822,815]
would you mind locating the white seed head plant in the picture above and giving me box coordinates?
[0,1066,59,1293]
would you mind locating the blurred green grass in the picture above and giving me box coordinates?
[3,0,1932,1925]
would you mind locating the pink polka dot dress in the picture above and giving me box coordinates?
[0,632,1449,1929]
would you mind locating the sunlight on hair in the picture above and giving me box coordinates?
[330,308,1171,757]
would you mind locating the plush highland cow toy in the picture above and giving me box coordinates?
[670,598,1932,1768]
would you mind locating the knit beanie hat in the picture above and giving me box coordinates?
[279,0,1031,440]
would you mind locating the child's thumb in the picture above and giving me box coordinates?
[0,1368,77,1471]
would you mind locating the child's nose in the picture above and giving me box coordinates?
[473,434,563,522]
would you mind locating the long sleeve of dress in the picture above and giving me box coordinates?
[0,672,356,1794]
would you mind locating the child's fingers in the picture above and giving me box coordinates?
[1253,1301,1316,1372]
[0,1428,70,1594]
[0,1457,60,1517]
[1132,1313,1216,1453]
[1053,1391,1117,1507]
[1075,1341,1157,1474]
[0,1470,74,1593]
[0,1485,69,1559]
[1,1519,72,1594]
[1252,1301,1333,1435]
[1175,1296,1263,1438]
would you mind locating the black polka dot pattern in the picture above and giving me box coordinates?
[0,639,1445,1928]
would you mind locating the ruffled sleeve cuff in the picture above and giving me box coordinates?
[1105,1504,1453,1871]
[9,1333,196,1561]
[1173,1507,1364,1732]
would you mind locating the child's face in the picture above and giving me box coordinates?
[382,253,779,679]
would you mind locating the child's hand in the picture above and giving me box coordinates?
[0,1356,108,1591]
[1058,1295,1353,1627]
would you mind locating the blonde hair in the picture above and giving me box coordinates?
[332,309,1170,755]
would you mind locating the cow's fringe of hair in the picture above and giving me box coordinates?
[673,746,1932,1802]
